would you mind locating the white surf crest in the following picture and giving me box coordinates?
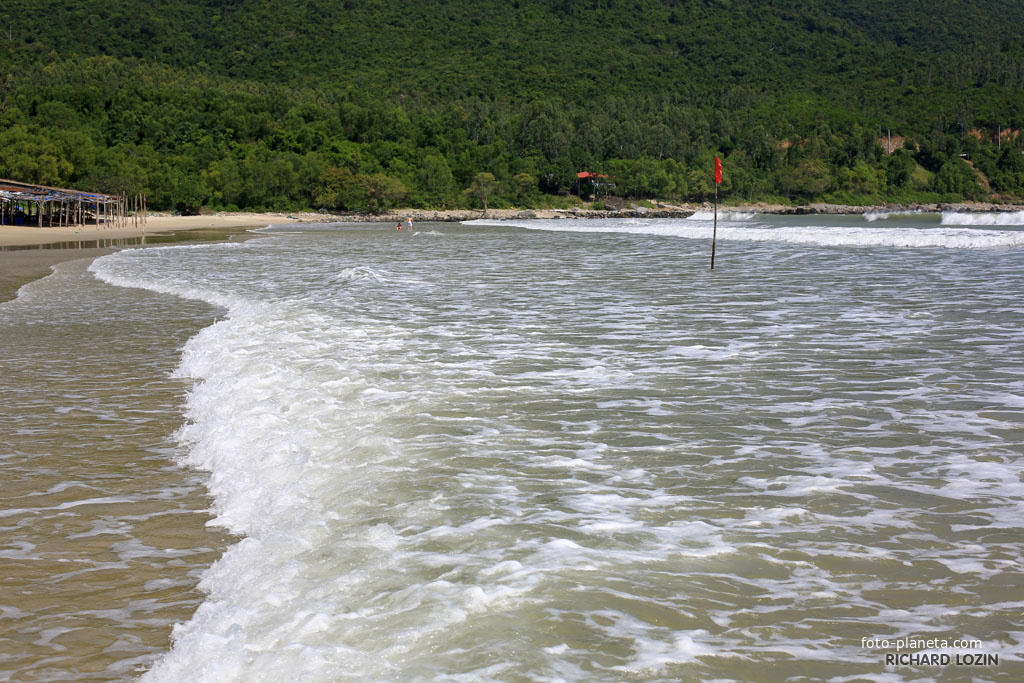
[687,211,755,221]
[466,217,1024,249]
[330,266,387,283]
[940,211,1024,226]
[863,210,925,221]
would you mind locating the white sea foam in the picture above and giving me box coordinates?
[863,209,925,221]
[941,210,1024,225]
[466,217,1024,248]
[78,220,1024,680]
[329,266,386,283]
[687,210,755,221]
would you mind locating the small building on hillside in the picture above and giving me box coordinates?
[576,171,615,199]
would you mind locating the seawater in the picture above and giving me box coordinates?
[3,212,1024,681]
[0,257,231,680]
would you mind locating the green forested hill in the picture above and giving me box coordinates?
[2,0,1023,210]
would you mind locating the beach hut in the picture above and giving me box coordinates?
[576,171,615,199]
[0,178,145,229]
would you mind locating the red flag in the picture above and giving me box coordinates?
[714,156,723,184]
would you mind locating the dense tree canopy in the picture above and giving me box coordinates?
[2,0,1023,211]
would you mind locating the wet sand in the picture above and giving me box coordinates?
[0,212,303,248]
[1,257,241,679]
[0,213,308,303]
[0,248,117,303]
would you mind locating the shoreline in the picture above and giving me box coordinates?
[0,211,305,248]
[4,201,1023,302]
[3,201,1021,248]
[0,213,305,304]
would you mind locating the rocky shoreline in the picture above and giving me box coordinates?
[305,201,1024,224]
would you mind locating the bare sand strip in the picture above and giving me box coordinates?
[0,213,306,303]
[0,212,304,248]
[6,202,1021,302]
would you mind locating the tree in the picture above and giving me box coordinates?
[512,172,538,204]
[466,171,497,211]
[837,160,882,196]
[932,158,983,199]
[315,166,363,210]
[419,153,457,208]
[360,173,407,212]
[777,159,831,199]
[0,125,74,186]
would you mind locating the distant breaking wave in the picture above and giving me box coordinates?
[940,211,1024,226]
[863,210,925,221]
[717,225,1024,249]
[687,211,755,221]
[466,218,1024,249]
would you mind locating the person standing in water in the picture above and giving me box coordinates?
[406,217,413,231]
[396,222,402,230]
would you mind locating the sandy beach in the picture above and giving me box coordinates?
[5,202,1021,303]
[0,212,305,303]
[0,212,305,248]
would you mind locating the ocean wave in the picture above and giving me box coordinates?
[687,210,755,221]
[329,266,387,283]
[863,210,925,221]
[723,225,1024,249]
[88,243,250,309]
[940,210,1024,226]
[471,218,1024,249]
[82,227,1024,681]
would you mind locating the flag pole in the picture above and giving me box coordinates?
[711,181,717,271]
[711,156,722,271]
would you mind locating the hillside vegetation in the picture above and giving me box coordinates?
[2,0,1024,211]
